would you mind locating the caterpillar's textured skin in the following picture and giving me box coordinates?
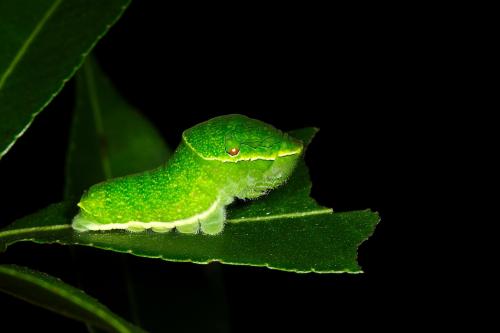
[72,114,303,235]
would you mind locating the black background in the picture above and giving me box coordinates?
[0,2,424,332]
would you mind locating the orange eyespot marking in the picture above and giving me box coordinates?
[228,147,240,156]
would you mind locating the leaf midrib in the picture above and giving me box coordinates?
[226,208,332,223]
[83,60,113,179]
[0,265,133,333]
[0,208,333,239]
[0,0,63,91]
[0,224,71,238]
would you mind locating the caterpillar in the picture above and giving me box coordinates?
[72,114,303,235]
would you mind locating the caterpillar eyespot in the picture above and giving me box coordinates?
[72,114,304,235]
[227,147,240,156]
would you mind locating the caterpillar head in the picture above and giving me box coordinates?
[182,114,303,162]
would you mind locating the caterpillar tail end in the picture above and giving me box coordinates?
[71,212,93,232]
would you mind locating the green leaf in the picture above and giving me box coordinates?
[0,264,146,333]
[66,58,225,332]
[0,0,131,159]
[0,129,379,273]
[65,56,172,198]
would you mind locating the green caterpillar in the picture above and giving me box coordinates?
[72,114,303,235]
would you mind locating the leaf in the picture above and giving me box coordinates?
[0,0,131,159]
[65,56,172,198]
[0,129,380,273]
[66,57,226,332]
[0,264,146,333]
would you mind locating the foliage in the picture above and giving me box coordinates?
[0,2,379,331]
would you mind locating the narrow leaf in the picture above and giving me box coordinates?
[66,58,219,332]
[0,0,131,159]
[0,264,146,333]
[0,129,380,273]
[65,56,171,198]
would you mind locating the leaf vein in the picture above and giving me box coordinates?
[0,265,133,333]
[227,208,333,223]
[0,0,63,91]
[0,224,71,239]
[83,61,113,179]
